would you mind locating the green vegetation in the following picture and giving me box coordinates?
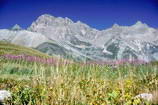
[0,41,158,105]
[0,41,49,58]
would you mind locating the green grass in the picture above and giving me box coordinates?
[0,41,49,58]
[0,41,158,105]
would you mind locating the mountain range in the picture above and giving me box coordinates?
[0,14,158,62]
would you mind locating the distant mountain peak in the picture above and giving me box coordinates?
[64,17,74,24]
[35,14,56,25]
[11,24,22,31]
[34,14,73,26]
[1,14,158,62]
[132,21,148,28]
[136,21,143,24]
[28,14,74,31]
[76,21,90,28]
[38,14,56,19]
[112,23,120,28]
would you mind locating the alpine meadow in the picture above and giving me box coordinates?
[0,0,158,104]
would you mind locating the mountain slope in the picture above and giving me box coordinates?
[0,41,49,58]
[0,28,49,48]
[36,42,92,61]
[0,14,158,62]
[28,14,99,42]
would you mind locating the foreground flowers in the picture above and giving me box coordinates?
[1,54,72,66]
[1,54,147,67]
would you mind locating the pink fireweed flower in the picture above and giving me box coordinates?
[1,54,60,65]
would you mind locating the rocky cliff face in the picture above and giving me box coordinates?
[0,14,158,62]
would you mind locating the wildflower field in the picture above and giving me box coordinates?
[0,42,158,105]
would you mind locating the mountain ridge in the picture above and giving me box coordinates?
[0,14,158,62]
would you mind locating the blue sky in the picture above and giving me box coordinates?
[0,0,158,30]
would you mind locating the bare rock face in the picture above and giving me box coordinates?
[1,14,158,62]
[135,93,153,102]
[135,91,158,104]
[0,90,11,105]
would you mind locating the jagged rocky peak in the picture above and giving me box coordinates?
[135,21,144,25]
[64,17,74,24]
[11,24,22,31]
[28,14,75,31]
[112,23,120,28]
[76,21,90,28]
[106,23,122,33]
[1,13,158,62]
[32,14,74,26]
[36,14,56,23]
[111,23,121,30]
[132,21,148,28]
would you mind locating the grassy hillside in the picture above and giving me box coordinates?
[0,41,158,104]
[0,41,49,58]
[0,41,70,79]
